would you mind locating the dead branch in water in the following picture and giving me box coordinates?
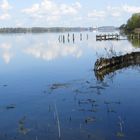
[94,51,140,81]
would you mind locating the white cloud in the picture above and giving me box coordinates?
[73,16,83,21]
[0,12,10,20]
[88,6,122,19]
[60,2,82,15]
[88,10,106,18]
[0,0,12,11]
[0,0,12,20]
[107,6,122,17]
[107,5,140,17]
[122,5,140,14]
[88,4,140,21]
[15,20,24,27]
[22,0,82,22]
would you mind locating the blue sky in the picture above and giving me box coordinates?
[0,0,140,27]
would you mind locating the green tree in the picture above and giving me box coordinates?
[125,13,140,32]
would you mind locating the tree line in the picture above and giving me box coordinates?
[0,27,92,33]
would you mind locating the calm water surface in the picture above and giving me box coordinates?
[0,32,140,140]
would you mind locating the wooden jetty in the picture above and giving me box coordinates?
[94,52,140,81]
[96,34,120,41]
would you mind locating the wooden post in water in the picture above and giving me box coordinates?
[101,34,102,40]
[107,34,109,40]
[67,33,70,43]
[60,35,63,42]
[105,35,107,40]
[112,34,114,39]
[80,33,82,41]
[86,34,88,40]
[72,33,75,43]
[63,35,65,43]
[59,35,62,42]
[58,35,60,42]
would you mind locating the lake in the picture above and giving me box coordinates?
[0,31,140,140]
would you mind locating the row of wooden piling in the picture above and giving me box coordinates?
[58,33,89,43]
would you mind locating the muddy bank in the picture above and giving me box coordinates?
[94,52,140,81]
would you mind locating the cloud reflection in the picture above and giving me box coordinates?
[0,43,13,64]
[24,43,82,61]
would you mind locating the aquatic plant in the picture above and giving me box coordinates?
[18,116,30,135]
[6,104,16,110]
[116,116,125,138]
[85,117,96,123]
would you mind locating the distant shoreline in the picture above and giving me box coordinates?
[0,27,94,33]
[0,26,118,33]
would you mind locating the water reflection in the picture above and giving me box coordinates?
[0,33,140,140]
[0,43,13,64]
[24,43,82,61]
[128,38,140,48]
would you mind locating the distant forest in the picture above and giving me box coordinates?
[0,27,93,33]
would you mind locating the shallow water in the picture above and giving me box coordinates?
[0,32,140,140]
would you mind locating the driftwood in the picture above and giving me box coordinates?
[94,52,140,81]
